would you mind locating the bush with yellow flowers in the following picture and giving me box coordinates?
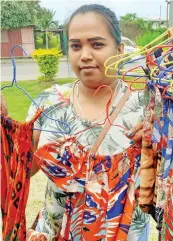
[32,48,62,82]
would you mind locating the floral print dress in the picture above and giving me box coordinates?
[26,81,150,241]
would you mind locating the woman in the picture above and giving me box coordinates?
[26,4,150,241]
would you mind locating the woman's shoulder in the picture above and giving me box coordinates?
[38,82,74,98]
[26,81,76,122]
[34,81,75,109]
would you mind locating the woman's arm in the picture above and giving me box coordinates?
[26,94,44,177]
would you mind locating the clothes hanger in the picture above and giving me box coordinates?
[146,46,173,72]
[105,55,147,79]
[1,44,71,135]
[122,65,148,88]
[162,83,173,100]
[104,31,173,98]
[104,28,173,80]
[118,42,173,78]
[157,50,173,73]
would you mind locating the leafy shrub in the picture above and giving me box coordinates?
[49,33,60,48]
[35,33,60,49]
[136,28,167,46]
[35,37,44,49]
[32,48,62,82]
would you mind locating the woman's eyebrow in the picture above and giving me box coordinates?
[69,39,80,42]
[69,37,107,42]
[88,37,106,41]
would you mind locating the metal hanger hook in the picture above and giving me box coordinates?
[10,44,27,84]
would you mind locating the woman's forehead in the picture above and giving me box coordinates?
[68,12,111,39]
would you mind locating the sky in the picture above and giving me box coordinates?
[40,0,168,24]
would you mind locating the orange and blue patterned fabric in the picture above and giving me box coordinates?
[139,80,173,240]
[153,99,173,240]
[1,110,41,241]
[162,165,173,241]
[33,138,141,241]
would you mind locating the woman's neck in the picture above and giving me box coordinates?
[73,80,120,122]
[78,80,118,102]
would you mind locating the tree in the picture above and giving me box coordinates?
[1,0,58,49]
[1,1,34,29]
[120,13,152,38]
[120,13,152,32]
[37,8,56,29]
[1,1,57,31]
[37,8,56,48]
[120,13,138,22]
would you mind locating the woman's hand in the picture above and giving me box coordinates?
[124,111,155,146]
[124,122,143,146]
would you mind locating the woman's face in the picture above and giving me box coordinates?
[68,12,124,89]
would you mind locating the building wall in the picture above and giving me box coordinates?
[151,21,167,29]
[21,27,35,56]
[1,29,23,57]
[1,26,35,58]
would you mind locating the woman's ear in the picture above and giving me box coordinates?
[118,42,124,54]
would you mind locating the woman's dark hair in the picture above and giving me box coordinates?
[65,4,121,45]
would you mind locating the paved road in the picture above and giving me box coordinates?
[1,58,145,82]
[1,60,76,81]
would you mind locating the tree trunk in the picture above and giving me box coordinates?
[46,30,48,49]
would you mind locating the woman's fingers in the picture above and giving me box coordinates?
[129,130,143,144]
[124,122,143,144]
[124,122,143,138]
[54,135,73,144]
[125,111,155,144]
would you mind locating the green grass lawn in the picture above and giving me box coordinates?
[1,78,75,121]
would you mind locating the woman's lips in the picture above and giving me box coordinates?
[80,66,98,71]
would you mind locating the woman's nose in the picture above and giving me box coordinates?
[80,47,93,62]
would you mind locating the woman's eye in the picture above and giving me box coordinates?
[70,44,81,50]
[93,42,104,48]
